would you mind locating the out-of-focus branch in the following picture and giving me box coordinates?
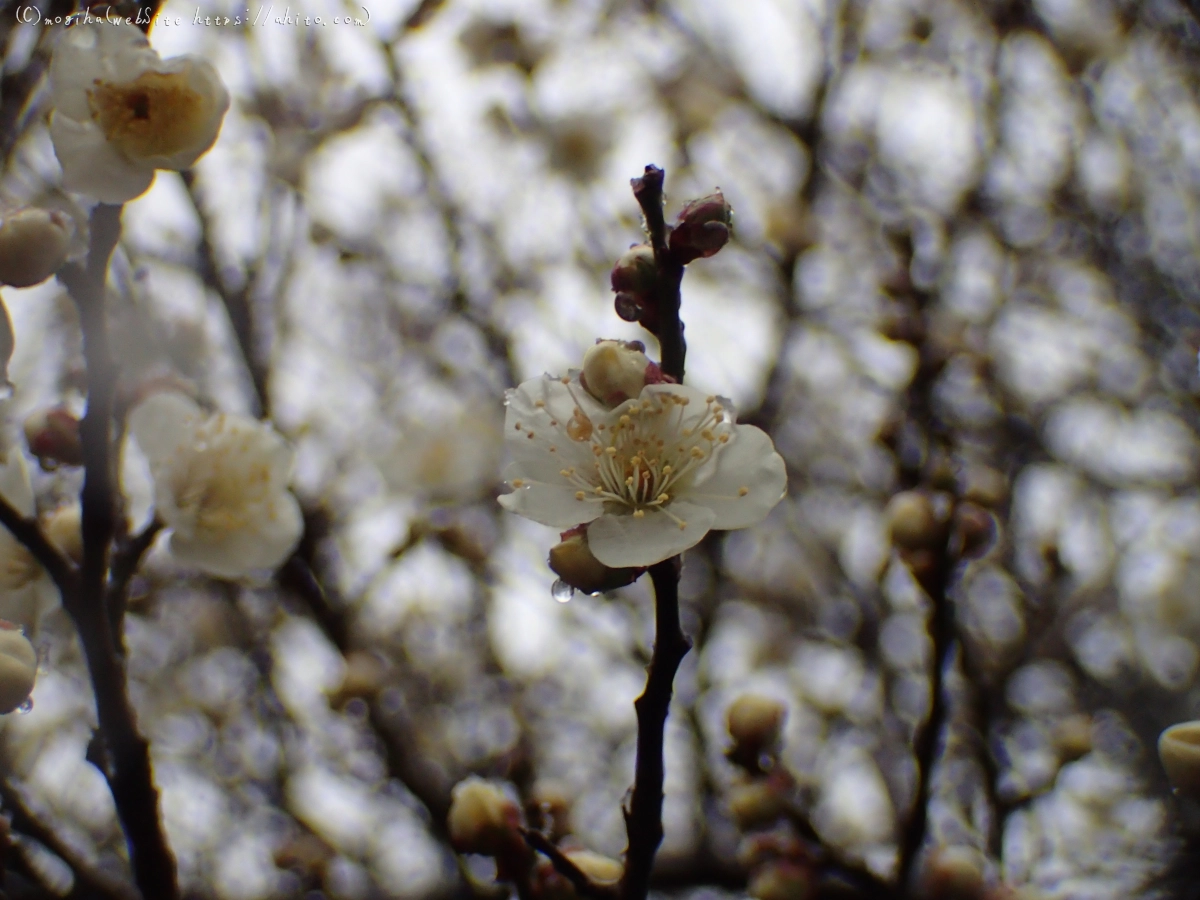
[181,171,271,416]
[105,518,163,644]
[521,829,617,900]
[58,203,180,900]
[1,777,140,900]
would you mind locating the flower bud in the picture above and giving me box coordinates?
[24,406,83,469]
[1159,721,1200,799]
[748,861,814,900]
[0,208,73,288]
[563,850,623,886]
[447,777,521,855]
[327,650,387,708]
[924,846,986,900]
[548,530,644,595]
[669,191,732,264]
[885,490,945,550]
[610,244,657,296]
[43,504,83,566]
[0,622,36,714]
[727,694,787,754]
[728,781,786,829]
[581,340,651,407]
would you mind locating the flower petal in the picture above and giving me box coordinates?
[0,449,34,518]
[686,425,787,530]
[171,489,302,579]
[586,501,716,567]
[498,474,603,529]
[129,391,205,467]
[50,113,155,203]
[504,375,604,470]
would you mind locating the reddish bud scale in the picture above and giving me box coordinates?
[669,191,733,264]
[24,407,83,468]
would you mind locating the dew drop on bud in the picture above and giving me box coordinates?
[614,292,642,322]
[551,579,575,603]
[15,697,32,715]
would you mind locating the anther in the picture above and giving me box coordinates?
[633,510,645,518]
[512,479,525,488]
[576,491,586,500]
[738,487,749,496]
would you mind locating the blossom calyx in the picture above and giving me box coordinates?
[669,191,732,264]
[0,622,36,714]
[25,407,83,469]
[49,21,230,203]
[548,529,643,595]
[1160,721,1200,799]
[0,209,73,288]
[447,777,521,855]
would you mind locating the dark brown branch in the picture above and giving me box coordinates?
[630,166,686,383]
[620,560,691,900]
[521,830,617,900]
[58,203,180,900]
[105,519,163,644]
[1,777,140,900]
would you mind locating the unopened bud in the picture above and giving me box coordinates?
[728,780,786,829]
[748,861,813,900]
[1160,721,1200,800]
[885,490,945,550]
[563,850,623,886]
[610,244,657,296]
[42,505,83,565]
[549,530,644,595]
[24,407,82,468]
[727,693,787,754]
[581,340,651,407]
[0,208,73,288]
[925,846,986,900]
[669,191,732,264]
[0,622,36,714]
[447,777,521,855]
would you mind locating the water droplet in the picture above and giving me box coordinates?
[551,579,574,603]
[614,292,642,322]
[15,697,33,715]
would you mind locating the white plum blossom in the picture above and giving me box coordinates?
[499,374,787,568]
[128,392,303,579]
[0,449,58,633]
[48,21,230,203]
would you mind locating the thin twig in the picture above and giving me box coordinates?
[620,560,691,900]
[105,518,163,645]
[620,167,691,900]
[520,830,617,900]
[0,497,75,593]
[1,777,140,900]
[58,203,180,900]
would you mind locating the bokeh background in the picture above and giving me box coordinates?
[1,0,1200,896]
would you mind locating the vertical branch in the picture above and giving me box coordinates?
[621,560,691,900]
[620,166,690,900]
[57,204,180,900]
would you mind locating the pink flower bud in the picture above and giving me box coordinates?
[669,191,732,263]
[548,529,644,595]
[610,244,657,295]
[0,208,72,288]
[24,407,83,469]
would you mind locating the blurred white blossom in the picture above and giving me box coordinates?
[0,449,57,634]
[49,21,229,203]
[499,375,787,567]
[128,392,302,578]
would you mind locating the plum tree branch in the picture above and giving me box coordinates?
[57,203,180,900]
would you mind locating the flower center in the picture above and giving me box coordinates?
[557,390,731,525]
[88,70,215,161]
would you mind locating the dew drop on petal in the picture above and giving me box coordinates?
[551,579,575,603]
[15,697,33,715]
